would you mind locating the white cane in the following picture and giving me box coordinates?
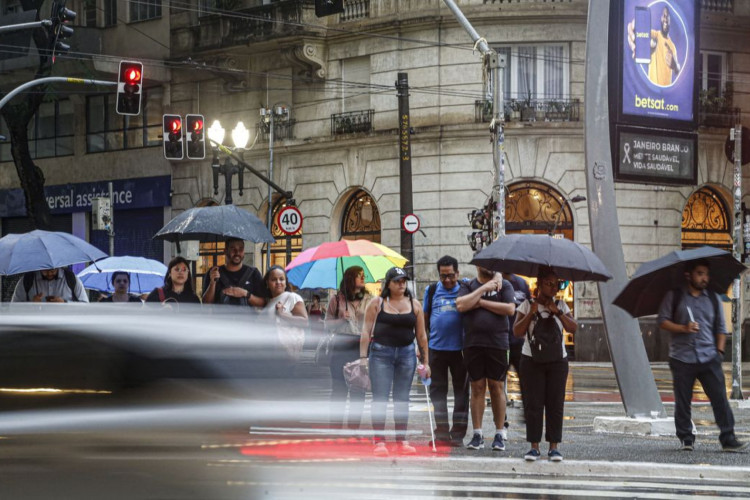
[418,364,437,452]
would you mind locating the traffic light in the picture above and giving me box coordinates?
[163,114,183,160]
[116,61,143,116]
[314,0,344,17]
[185,114,205,160]
[49,0,76,56]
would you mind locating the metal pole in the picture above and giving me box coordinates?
[396,72,414,278]
[108,182,114,256]
[440,0,490,54]
[731,124,744,400]
[0,77,116,112]
[266,111,274,272]
[0,19,52,33]
[491,54,505,239]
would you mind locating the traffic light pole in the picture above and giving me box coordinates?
[0,20,52,33]
[731,124,744,400]
[0,77,116,112]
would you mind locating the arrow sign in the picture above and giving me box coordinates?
[402,214,420,234]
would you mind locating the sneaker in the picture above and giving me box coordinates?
[681,439,694,451]
[524,448,541,461]
[501,428,508,440]
[722,438,748,453]
[373,442,389,457]
[466,433,485,450]
[548,449,563,462]
[399,441,417,455]
[491,433,506,451]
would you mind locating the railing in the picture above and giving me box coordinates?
[699,106,740,129]
[331,110,374,135]
[260,119,296,141]
[475,99,581,123]
[701,0,733,13]
[340,0,370,21]
[483,0,575,4]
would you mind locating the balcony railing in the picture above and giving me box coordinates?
[260,120,296,141]
[475,99,581,123]
[340,0,370,21]
[701,0,733,13]
[699,106,740,129]
[331,110,374,135]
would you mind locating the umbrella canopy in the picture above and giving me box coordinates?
[77,256,168,294]
[153,205,274,244]
[286,239,408,289]
[612,246,746,318]
[469,233,612,282]
[0,230,107,276]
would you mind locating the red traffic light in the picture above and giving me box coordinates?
[168,118,182,134]
[191,119,203,133]
[124,67,142,84]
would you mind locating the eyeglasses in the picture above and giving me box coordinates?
[439,273,456,280]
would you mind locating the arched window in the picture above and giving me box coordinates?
[262,198,303,272]
[505,181,574,240]
[341,189,381,242]
[681,186,732,251]
[194,199,223,294]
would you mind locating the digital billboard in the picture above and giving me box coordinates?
[614,126,697,186]
[619,0,698,127]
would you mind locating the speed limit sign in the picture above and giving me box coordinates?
[277,206,303,235]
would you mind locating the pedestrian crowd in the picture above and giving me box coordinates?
[11,241,747,458]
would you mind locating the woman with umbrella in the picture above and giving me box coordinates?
[146,257,201,305]
[512,266,577,462]
[325,266,372,429]
[360,267,430,457]
[99,272,143,303]
[263,266,309,360]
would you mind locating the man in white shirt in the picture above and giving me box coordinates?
[12,268,89,302]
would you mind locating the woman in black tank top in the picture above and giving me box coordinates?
[360,267,430,457]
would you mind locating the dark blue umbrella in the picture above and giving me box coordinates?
[470,233,612,282]
[153,205,274,244]
[0,230,108,276]
[613,246,746,318]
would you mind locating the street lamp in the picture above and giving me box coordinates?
[549,194,586,236]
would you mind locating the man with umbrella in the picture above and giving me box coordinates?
[657,259,747,452]
[202,238,265,307]
[12,268,88,303]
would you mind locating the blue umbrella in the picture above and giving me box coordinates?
[0,230,107,276]
[77,256,168,294]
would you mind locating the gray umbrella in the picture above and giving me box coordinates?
[153,205,275,244]
[469,233,612,282]
[0,230,108,276]
[612,246,746,318]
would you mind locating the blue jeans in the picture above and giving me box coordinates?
[369,341,417,442]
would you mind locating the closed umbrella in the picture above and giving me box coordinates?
[0,230,107,275]
[469,233,612,282]
[77,256,168,294]
[613,246,746,318]
[286,239,407,289]
[153,205,274,244]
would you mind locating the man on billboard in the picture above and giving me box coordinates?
[628,6,681,86]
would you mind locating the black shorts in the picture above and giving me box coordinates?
[463,346,508,382]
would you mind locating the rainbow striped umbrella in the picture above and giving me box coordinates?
[285,239,408,289]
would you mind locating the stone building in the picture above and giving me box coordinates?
[1,0,748,359]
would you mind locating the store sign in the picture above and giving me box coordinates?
[616,0,698,128]
[615,127,696,185]
[0,175,172,217]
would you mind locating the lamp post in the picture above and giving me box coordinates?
[549,194,587,236]
[206,120,250,206]
[260,105,290,271]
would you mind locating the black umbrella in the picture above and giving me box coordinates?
[153,205,275,244]
[469,233,612,282]
[612,246,746,318]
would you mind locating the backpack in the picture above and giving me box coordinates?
[670,288,721,335]
[23,269,79,302]
[218,265,255,305]
[526,300,564,364]
[423,283,438,336]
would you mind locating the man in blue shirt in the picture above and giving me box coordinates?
[658,259,746,452]
[423,255,469,447]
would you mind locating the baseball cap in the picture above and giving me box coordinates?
[384,267,410,283]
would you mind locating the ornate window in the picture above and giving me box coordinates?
[505,181,574,240]
[194,200,224,294]
[341,189,381,242]
[262,198,302,272]
[681,186,732,251]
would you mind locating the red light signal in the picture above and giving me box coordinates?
[185,114,205,160]
[163,114,183,160]
[116,60,143,116]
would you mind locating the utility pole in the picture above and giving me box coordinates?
[731,124,744,400]
[440,0,505,238]
[108,182,115,256]
[396,73,414,277]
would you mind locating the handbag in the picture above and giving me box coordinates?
[343,358,371,392]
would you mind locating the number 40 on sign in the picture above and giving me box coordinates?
[277,206,303,235]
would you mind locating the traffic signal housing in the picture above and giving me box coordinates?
[49,0,76,55]
[314,0,344,17]
[163,114,184,160]
[185,114,205,160]
[116,61,143,116]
